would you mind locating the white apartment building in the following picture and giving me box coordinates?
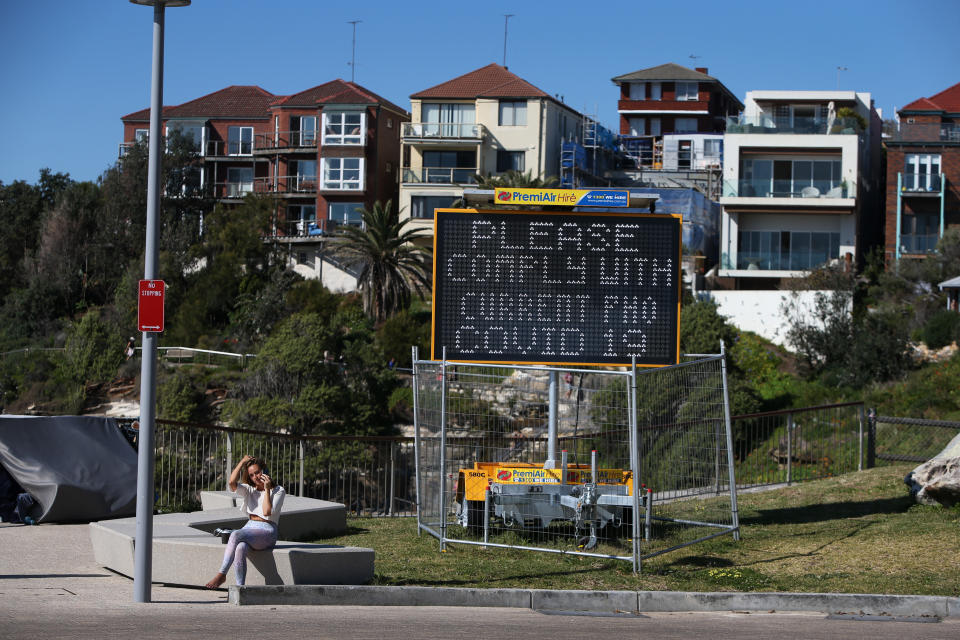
[398,63,588,235]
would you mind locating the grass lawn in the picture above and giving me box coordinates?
[318,464,960,595]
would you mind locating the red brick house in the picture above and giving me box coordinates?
[885,81,960,260]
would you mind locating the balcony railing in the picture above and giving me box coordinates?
[721,250,836,272]
[254,131,318,151]
[401,122,484,140]
[890,122,959,143]
[271,218,338,238]
[252,176,318,195]
[212,181,254,199]
[401,167,478,184]
[725,116,863,135]
[723,179,851,199]
[901,173,943,193]
[900,234,939,254]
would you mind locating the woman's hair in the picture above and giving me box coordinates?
[242,457,269,487]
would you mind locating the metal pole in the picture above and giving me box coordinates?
[630,355,641,572]
[544,369,558,468]
[411,346,422,536]
[786,413,794,485]
[867,408,876,469]
[719,341,740,541]
[133,1,165,603]
[483,488,490,544]
[857,405,865,472]
[225,431,232,488]
[388,441,396,516]
[439,347,448,550]
[298,439,305,497]
[502,14,514,67]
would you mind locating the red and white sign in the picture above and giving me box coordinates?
[138,280,165,332]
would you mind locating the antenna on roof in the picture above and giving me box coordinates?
[503,14,514,68]
[689,54,701,62]
[837,65,848,90]
[348,20,361,83]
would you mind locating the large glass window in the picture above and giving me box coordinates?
[676,82,698,101]
[322,157,363,190]
[421,103,476,137]
[742,158,842,197]
[323,112,364,145]
[650,82,662,101]
[498,100,527,126]
[328,202,364,227]
[226,167,253,197]
[675,118,698,133]
[411,195,456,219]
[291,115,317,146]
[704,139,722,160]
[904,154,942,191]
[167,122,205,153]
[292,160,317,190]
[228,126,253,155]
[628,117,645,136]
[422,150,476,183]
[628,82,645,100]
[738,230,839,270]
[497,150,525,173]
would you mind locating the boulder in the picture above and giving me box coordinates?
[904,431,960,507]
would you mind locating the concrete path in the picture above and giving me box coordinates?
[1,522,957,640]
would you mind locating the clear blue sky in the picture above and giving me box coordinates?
[1,0,957,185]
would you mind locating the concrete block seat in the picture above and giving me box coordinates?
[89,493,373,588]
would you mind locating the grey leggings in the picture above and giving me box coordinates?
[218,520,278,585]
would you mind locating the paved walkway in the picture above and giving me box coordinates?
[1,522,956,640]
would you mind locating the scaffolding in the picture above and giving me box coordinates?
[559,115,621,189]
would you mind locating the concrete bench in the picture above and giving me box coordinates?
[89,495,374,588]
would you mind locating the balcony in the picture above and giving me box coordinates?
[402,122,484,142]
[725,116,863,135]
[900,233,939,255]
[890,122,959,143]
[900,173,943,195]
[401,167,478,184]
[269,218,339,239]
[720,250,836,273]
[723,179,851,200]
[253,176,318,195]
[212,181,254,199]
[253,131,318,152]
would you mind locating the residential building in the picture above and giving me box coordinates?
[398,63,592,232]
[884,81,960,261]
[717,90,882,289]
[612,63,742,172]
[120,81,409,289]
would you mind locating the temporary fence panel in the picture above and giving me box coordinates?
[872,414,960,464]
[413,353,738,570]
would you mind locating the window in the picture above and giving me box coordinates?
[704,139,722,159]
[628,117,645,136]
[650,82,662,101]
[323,111,364,145]
[291,115,317,146]
[291,160,317,190]
[738,230,839,270]
[498,100,527,126]
[742,158,842,197]
[677,141,692,170]
[676,82,699,101]
[628,82,645,100]
[322,157,363,190]
[228,126,253,155]
[904,154,941,191]
[135,129,148,142]
[421,103,475,137]
[649,118,661,136]
[675,118,698,133]
[328,202,364,227]
[411,195,456,219]
[226,167,253,197]
[288,204,316,223]
[497,150,525,173]
[422,150,476,183]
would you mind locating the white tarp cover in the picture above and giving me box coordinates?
[0,415,137,523]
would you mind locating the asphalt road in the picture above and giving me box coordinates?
[1,522,956,639]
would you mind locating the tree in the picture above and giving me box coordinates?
[328,200,431,323]
[474,169,558,189]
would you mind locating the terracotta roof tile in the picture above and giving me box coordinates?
[166,85,276,119]
[410,63,550,99]
[612,63,716,83]
[901,82,960,114]
[271,79,408,115]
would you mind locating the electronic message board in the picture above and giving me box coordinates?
[431,209,681,367]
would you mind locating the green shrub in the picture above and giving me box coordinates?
[919,310,960,350]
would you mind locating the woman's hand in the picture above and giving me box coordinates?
[261,473,273,490]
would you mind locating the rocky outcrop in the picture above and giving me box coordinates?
[904,432,960,507]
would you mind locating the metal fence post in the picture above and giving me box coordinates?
[867,408,877,469]
[225,431,233,488]
[857,404,865,472]
[388,441,396,516]
[786,412,794,485]
[411,346,422,536]
[629,355,641,573]
[719,341,740,541]
[298,439,305,497]
[439,347,448,551]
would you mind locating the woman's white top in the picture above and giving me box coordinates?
[234,483,285,524]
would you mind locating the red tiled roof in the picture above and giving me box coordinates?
[122,86,276,121]
[271,79,408,115]
[901,81,960,113]
[410,63,550,99]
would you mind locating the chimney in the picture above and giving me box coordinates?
[695,67,708,74]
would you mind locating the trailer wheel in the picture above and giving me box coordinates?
[464,499,485,534]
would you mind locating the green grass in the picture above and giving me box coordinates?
[317,464,960,595]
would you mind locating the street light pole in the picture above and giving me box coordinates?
[129,0,190,604]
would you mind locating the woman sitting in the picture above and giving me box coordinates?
[205,455,285,588]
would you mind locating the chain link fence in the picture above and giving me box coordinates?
[413,354,739,570]
[868,412,960,464]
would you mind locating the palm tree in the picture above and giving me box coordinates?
[328,200,431,323]
[474,169,559,189]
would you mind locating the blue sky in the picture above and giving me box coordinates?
[1,0,957,185]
